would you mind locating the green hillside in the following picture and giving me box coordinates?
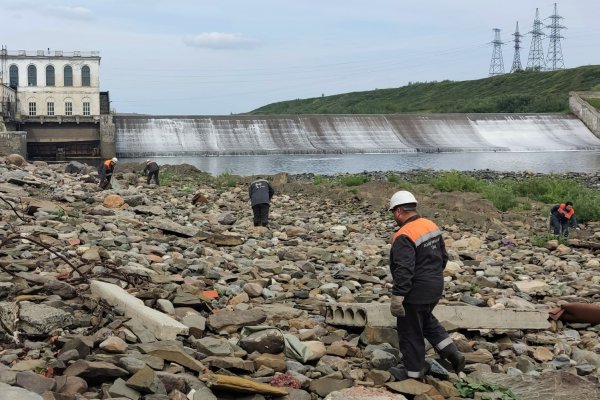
[249,65,600,115]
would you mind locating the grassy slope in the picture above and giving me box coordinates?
[249,65,600,115]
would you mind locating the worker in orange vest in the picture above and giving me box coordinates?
[98,157,118,189]
[550,202,579,239]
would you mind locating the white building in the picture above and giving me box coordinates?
[0,49,101,119]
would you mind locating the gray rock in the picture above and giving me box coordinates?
[239,329,285,354]
[18,302,74,335]
[0,382,43,400]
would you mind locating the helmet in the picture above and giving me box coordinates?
[111,157,118,164]
[389,190,418,211]
[145,159,151,164]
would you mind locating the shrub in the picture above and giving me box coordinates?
[338,174,368,187]
[313,175,327,185]
[432,171,483,193]
[481,184,517,211]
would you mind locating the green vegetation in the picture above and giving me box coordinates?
[313,175,328,185]
[337,174,369,187]
[455,381,518,400]
[587,97,600,112]
[159,170,174,186]
[530,233,568,247]
[216,171,238,187]
[430,172,600,221]
[249,65,600,114]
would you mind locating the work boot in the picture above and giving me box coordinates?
[440,343,466,373]
[389,366,427,382]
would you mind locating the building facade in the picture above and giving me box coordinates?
[1,49,101,119]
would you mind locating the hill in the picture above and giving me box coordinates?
[249,65,600,115]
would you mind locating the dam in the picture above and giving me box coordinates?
[115,113,600,157]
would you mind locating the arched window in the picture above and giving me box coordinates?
[28,65,37,86]
[46,65,55,86]
[64,65,73,86]
[9,65,18,88]
[81,65,90,86]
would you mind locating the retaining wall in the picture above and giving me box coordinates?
[0,131,27,157]
[570,91,600,139]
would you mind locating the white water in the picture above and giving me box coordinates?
[115,114,600,156]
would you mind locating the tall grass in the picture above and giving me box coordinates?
[431,172,600,221]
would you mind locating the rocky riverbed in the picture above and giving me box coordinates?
[0,155,599,400]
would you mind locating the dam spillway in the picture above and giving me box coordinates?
[114,114,600,157]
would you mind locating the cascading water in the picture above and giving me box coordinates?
[115,114,600,157]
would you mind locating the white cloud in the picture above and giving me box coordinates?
[183,32,259,50]
[45,6,94,20]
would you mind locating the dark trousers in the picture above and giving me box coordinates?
[252,203,270,227]
[396,302,450,378]
[550,215,569,237]
[147,170,160,185]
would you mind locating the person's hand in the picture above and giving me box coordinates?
[390,295,405,317]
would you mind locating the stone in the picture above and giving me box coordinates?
[99,336,129,353]
[325,387,408,400]
[126,366,167,394]
[109,378,141,400]
[64,161,85,174]
[103,194,125,208]
[0,382,43,400]
[532,347,554,362]
[207,309,267,332]
[63,360,128,382]
[18,302,74,335]
[239,329,285,354]
[217,212,237,225]
[386,380,433,396]
[148,219,199,237]
[54,375,88,395]
[513,280,551,294]
[202,356,255,372]
[309,377,353,397]
[16,371,56,394]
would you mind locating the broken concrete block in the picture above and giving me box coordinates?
[90,280,188,340]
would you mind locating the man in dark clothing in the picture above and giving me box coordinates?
[249,177,274,227]
[143,160,160,185]
[549,202,578,239]
[388,190,465,381]
[98,157,118,189]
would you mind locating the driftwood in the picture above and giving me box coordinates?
[201,373,288,396]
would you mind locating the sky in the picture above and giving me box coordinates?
[1,0,599,115]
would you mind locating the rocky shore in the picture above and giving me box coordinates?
[1,154,599,400]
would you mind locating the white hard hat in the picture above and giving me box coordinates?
[111,157,118,163]
[389,190,418,211]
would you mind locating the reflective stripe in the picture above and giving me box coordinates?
[407,370,422,378]
[391,217,441,245]
[414,229,442,247]
[436,337,453,350]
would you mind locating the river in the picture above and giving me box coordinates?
[122,150,600,176]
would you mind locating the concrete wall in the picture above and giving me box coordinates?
[23,123,99,143]
[99,114,116,158]
[0,131,27,157]
[569,91,600,139]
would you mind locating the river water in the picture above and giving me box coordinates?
[122,150,600,176]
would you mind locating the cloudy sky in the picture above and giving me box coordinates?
[1,0,599,115]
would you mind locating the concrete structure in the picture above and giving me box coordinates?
[115,113,600,156]
[1,49,101,117]
[90,280,189,340]
[0,83,16,120]
[570,91,600,138]
[0,49,115,160]
[326,302,550,330]
[0,131,27,156]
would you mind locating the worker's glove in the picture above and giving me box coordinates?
[575,227,581,231]
[390,295,405,317]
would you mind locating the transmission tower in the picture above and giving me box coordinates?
[489,28,505,76]
[545,3,565,70]
[510,21,523,72]
[527,8,546,71]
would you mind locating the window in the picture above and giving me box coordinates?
[29,102,37,116]
[28,65,37,86]
[81,65,90,86]
[64,65,73,86]
[65,101,72,116]
[47,101,54,116]
[83,101,90,116]
[9,65,18,87]
[46,65,55,86]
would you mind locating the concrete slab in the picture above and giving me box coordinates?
[90,280,188,340]
[326,303,550,331]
